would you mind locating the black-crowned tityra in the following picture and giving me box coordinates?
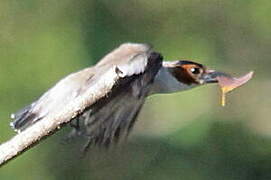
[10,43,225,148]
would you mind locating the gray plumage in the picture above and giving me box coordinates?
[11,43,163,148]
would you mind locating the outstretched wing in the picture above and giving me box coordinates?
[11,43,162,147]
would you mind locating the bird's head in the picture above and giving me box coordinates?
[164,60,221,86]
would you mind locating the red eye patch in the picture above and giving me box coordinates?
[181,64,201,70]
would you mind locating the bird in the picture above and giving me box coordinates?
[10,43,220,149]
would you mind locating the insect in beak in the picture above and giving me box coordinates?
[202,70,253,106]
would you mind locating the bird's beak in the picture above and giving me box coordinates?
[201,70,231,84]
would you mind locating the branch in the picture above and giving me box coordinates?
[0,67,119,167]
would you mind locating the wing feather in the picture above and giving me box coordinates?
[10,43,162,149]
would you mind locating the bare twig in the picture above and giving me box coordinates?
[0,67,119,167]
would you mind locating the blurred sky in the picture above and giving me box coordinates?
[0,0,270,179]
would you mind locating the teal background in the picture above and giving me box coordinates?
[0,0,270,179]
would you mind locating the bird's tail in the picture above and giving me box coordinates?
[10,104,38,132]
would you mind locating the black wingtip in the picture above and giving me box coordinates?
[10,103,38,132]
[11,112,38,131]
[10,116,22,133]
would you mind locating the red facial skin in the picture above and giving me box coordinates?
[171,64,206,85]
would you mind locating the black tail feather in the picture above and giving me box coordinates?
[10,104,38,131]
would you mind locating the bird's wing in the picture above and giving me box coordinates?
[73,81,147,149]
[11,43,162,146]
[69,43,163,148]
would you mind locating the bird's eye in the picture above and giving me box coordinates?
[190,67,201,75]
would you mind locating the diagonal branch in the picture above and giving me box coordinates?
[0,67,119,167]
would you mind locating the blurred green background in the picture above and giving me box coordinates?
[0,0,270,179]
